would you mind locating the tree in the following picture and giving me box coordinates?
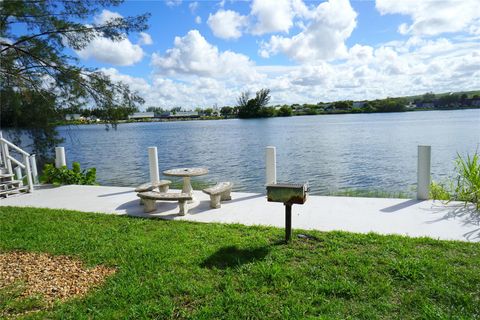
[332,101,352,111]
[373,98,406,112]
[203,108,214,116]
[146,106,166,114]
[0,0,149,159]
[220,106,233,117]
[277,105,293,117]
[422,92,436,101]
[237,88,272,118]
[361,102,376,113]
[0,89,62,164]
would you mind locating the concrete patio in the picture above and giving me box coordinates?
[1,184,479,242]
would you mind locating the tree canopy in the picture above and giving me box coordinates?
[0,0,149,160]
[1,0,148,112]
[237,88,272,118]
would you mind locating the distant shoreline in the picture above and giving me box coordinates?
[55,106,480,126]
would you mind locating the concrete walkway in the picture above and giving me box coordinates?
[1,185,479,242]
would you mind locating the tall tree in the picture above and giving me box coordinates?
[237,88,272,118]
[0,0,149,159]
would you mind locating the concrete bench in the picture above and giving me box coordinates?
[202,182,233,209]
[135,180,172,193]
[135,180,171,205]
[137,191,192,215]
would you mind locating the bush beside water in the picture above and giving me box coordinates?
[430,152,480,210]
[41,162,97,186]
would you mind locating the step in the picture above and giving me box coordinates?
[0,173,14,179]
[0,180,22,188]
[0,186,29,196]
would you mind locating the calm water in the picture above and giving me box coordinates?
[55,109,480,195]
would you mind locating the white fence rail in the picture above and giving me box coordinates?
[0,132,38,193]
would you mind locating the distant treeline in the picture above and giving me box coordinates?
[144,90,480,119]
[3,89,479,129]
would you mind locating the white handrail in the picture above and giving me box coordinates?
[0,135,36,193]
[7,155,26,169]
[0,138,30,156]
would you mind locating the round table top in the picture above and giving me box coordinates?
[163,167,208,177]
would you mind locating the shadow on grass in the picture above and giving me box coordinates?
[201,245,270,269]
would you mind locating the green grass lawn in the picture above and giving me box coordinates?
[1,206,479,319]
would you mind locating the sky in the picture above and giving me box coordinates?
[72,0,480,109]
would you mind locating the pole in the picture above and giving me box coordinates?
[417,145,431,200]
[30,154,39,185]
[55,147,66,168]
[265,146,277,186]
[0,131,3,166]
[24,154,34,192]
[285,203,292,243]
[148,147,160,185]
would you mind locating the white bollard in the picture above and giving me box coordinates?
[0,131,3,166]
[55,147,66,168]
[148,147,160,185]
[30,154,39,185]
[15,167,22,185]
[265,146,277,185]
[417,145,431,200]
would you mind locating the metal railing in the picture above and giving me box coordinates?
[0,132,38,193]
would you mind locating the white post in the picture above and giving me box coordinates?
[417,145,431,200]
[2,140,12,174]
[30,154,39,185]
[15,167,22,185]
[265,146,277,185]
[0,131,3,166]
[24,154,34,192]
[55,147,66,168]
[148,147,160,185]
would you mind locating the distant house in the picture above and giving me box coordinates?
[65,114,82,121]
[470,98,480,107]
[416,101,435,109]
[128,112,155,120]
[160,111,199,118]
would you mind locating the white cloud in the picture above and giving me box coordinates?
[260,0,357,62]
[76,10,148,65]
[165,0,182,7]
[138,32,153,45]
[93,9,122,25]
[189,1,198,13]
[250,0,294,35]
[206,0,318,39]
[348,44,373,63]
[376,0,480,36]
[207,10,249,39]
[195,16,202,24]
[101,30,480,109]
[151,30,261,81]
[77,37,144,66]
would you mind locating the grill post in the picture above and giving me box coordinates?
[285,203,292,243]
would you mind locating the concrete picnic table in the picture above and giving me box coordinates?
[163,167,208,201]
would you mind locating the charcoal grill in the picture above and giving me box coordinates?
[266,183,308,243]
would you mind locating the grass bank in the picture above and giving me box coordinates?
[1,206,479,319]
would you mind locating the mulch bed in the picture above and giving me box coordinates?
[0,251,115,308]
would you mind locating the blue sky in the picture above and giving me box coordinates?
[68,0,480,108]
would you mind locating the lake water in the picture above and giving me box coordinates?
[56,109,480,195]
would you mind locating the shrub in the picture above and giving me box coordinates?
[430,152,480,210]
[41,162,97,186]
[454,152,480,208]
